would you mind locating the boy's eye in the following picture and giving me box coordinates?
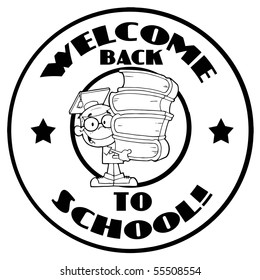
[102,115,112,128]
[84,118,98,131]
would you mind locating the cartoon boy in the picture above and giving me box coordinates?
[70,88,137,187]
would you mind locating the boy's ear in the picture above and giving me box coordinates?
[74,126,84,136]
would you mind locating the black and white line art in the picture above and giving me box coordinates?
[8,8,253,252]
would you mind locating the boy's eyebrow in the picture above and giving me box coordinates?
[81,113,92,121]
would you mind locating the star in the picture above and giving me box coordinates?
[31,119,55,143]
[209,119,233,143]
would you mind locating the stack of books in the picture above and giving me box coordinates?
[110,70,178,161]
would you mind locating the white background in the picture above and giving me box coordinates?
[1,0,259,279]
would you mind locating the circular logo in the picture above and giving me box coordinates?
[8,8,253,252]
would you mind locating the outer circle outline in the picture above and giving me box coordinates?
[7,7,254,253]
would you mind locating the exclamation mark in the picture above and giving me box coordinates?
[191,185,212,206]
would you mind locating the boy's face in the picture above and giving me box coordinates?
[75,104,114,147]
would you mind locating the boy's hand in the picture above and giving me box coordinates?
[119,149,132,161]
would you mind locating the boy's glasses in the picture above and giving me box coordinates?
[84,114,112,131]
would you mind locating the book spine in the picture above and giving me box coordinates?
[119,70,179,98]
[113,135,170,161]
[111,112,172,138]
[110,91,173,113]
[120,70,170,93]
